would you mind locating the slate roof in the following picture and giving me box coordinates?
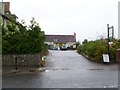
[0,13,19,25]
[45,35,76,43]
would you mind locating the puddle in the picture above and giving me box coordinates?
[109,68,118,71]
[45,70,50,72]
[52,69,59,71]
[89,68,104,70]
[61,68,69,70]
[45,68,69,72]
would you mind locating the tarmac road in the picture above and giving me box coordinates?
[2,50,118,88]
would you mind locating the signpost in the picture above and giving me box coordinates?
[107,24,114,62]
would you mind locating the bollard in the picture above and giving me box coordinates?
[15,57,18,70]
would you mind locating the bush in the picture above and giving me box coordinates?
[2,18,47,54]
[77,39,119,63]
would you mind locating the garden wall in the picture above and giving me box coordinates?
[116,49,120,62]
[2,54,42,67]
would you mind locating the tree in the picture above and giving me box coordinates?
[2,18,46,54]
[82,39,88,44]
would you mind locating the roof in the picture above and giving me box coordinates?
[45,35,76,43]
[0,13,19,25]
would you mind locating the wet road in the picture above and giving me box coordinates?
[3,50,118,88]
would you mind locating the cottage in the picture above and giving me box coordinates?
[45,33,76,50]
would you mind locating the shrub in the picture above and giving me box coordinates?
[77,39,119,63]
[2,18,47,54]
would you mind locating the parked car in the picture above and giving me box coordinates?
[60,46,68,50]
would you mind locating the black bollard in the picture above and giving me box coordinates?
[15,57,18,70]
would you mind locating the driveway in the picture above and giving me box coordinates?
[2,50,118,88]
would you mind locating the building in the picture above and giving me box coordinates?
[45,33,76,50]
[0,2,18,24]
[0,2,4,26]
[0,2,10,15]
[118,1,120,39]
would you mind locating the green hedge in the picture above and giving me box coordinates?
[77,39,120,63]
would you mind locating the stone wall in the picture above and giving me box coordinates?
[2,54,42,67]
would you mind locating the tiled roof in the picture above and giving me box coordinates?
[45,35,76,43]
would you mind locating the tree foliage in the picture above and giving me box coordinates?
[2,18,46,54]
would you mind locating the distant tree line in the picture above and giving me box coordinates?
[2,18,48,54]
[77,39,120,63]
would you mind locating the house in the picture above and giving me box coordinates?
[0,2,18,25]
[0,2,19,32]
[0,2,4,25]
[45,33,76,50]
[0,2,10,15]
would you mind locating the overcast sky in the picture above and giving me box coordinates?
[2,0,120,42]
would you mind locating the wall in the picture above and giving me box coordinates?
[116,49,120,62]
[66,42,76,47]
[2,54,42,67]
[0,2,4,14]
[0,3,4,26]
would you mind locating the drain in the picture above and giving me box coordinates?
[61,68,69,70]
[29,69,36,72]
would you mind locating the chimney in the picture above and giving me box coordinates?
[4,2,10,14]
[74,32,76,37]
[74,32,76,42]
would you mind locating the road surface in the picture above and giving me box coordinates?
[2,50,118,88]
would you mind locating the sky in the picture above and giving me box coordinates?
[2,0,120,42]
